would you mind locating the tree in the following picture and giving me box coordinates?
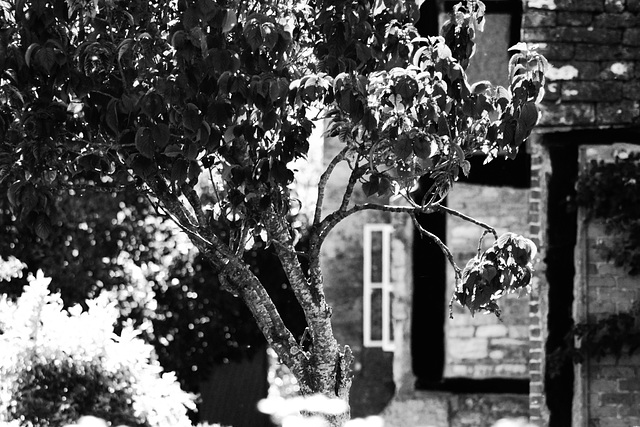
[0,0,545,424]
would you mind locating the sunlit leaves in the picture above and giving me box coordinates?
[454,233,537,316]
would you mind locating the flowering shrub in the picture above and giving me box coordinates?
[0,271,195,427]
[0,256,26,283]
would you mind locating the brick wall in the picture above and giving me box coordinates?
[572,145,640,427]
[526,136,551,426]
[522,0,640,424]
[445,184,531,379]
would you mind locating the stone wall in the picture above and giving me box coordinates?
[445,184,531,379]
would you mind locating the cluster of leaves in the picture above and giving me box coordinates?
[575,151,640,275]
[454,232,537,316]
[0,271,196,427]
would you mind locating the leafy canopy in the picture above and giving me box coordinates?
[1,0,544,241]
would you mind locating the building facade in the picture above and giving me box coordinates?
[320,0,640,425]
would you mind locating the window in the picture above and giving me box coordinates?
[363,224,395,351]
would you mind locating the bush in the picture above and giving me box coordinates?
[0,271,195,427]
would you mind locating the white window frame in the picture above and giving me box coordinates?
[363,224,395,352]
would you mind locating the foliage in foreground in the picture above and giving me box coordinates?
[0,270,195,427]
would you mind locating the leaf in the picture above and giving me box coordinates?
[413,136,432,159]
[141,92,164,118]
[461,160,471,177]
[243,21,263,51]
[135,127,155,158]
[130,155,156,179]
[117,38,134,61]
[471,80,491,94]
[393,134,413,159]
[519,102,539,128]
[182,6,200,30]
[105,99,119,134]
[35,214,51,240]
[437,115,450,137]
[20,184,37,216]
[362,175,379,197]
[222,9,237,33]
[34,48,56,73]
[395,75,418,105]
[171,159,189,185]
[183,104,201,131]
[164,144,183,158]
[514,119,527,147]
[151,123,170,149]
[25,43,40,67]
[7,181,24,206]
[508,42,529,52]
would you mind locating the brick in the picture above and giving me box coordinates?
[575,44,640,61]
[523,27,622,44]
[599,61,636,80]
[533,43,575,61]
[616,276,640,288]
[601,392,635,405]
[604,0,625,12]
[591,379,620,393]
[557,11,593,26]
[596,100,640,125]
[623,28,640,46]
[618,405,640,417]
[475,324,509,338]
[595,366,635,378]
[588,275,617,287]
[560,81,623,101]
[523,10,558,27]
[554,0,605,11]
[619,379,640,391]
[449,325,475,338]
[447,338,489,359]
[594,12,640,28]
[538,102,596,126]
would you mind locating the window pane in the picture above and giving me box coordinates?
[371,231,383,283]
[370,288,383,341]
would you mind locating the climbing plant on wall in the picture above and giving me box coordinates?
[576,151,640,275]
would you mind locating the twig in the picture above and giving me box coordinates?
[411,213,462,284]
[432,203,497,238]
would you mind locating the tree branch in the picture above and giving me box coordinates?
[411,213,462,283]
[432,203,498,238]
[313,146,350,225]
[339,162,366,212]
